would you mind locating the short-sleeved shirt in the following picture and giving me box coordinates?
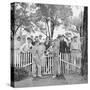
[20,43,33,53]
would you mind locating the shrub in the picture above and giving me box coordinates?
[14,67,29,81]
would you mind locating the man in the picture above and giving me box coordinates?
[52,37,60,78]
[44,37,51,50]
[35,36,39,43]
[39,35,42,41]
[65,39,71,74]
[30,35,34,41]
[59,35,67,79]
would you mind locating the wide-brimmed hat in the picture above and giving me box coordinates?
[17,36,21,41]
[27,37,32,41]
[57,35,62,38]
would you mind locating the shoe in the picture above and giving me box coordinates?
[56,74,66,80]
[36,75,42,78]
[52,76,56,78]
[32,75,36,78]
[38,75,42,77]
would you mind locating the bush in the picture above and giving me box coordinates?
[14,67,29,81]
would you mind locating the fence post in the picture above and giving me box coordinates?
[50,55,51,74]
[14,52,16,67]
[19,52,20,68]
[50,56,52,73]
[30,52,32,73]
[20,52,21,68]
[51,56,53,74]
[16,52,18,67]
[59,53,61,74]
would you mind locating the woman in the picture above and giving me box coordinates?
[32,41,46,77]
[20,37,33,53]
[70,36,81,73]
[51,38,60,78]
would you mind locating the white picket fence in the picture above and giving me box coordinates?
[43,54,53,74]
[14,51,81,75]
[14,51,32,68]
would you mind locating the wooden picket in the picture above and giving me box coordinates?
[43,54,53,75]
[14,51,32,68]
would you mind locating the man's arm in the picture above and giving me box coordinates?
[70,43,72,51]
[20,44,26,53]
[64,41,67,52]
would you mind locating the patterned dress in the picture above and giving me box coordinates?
[32,43,46,76]
[52,39,60,76]
[70,40,81,73]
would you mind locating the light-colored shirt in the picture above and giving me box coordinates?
[20,42,33,53]
[70,41,81,51]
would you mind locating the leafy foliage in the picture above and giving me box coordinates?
[55,5,73,19]
[14,67,29,81]
[11,3,83,41]
[36,4,73,39]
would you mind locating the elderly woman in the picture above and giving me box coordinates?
[37,42,46,73]
[32,40,46,77]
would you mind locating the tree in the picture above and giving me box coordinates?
[11,2,33,38]
[15,3,30,33]
[81,7,88,79]
[69,11,84,32]
[11,3,73,41]
[36,4,56,39]
[11,2,42,40]
[36,4,73,40]
[55,5,72,19]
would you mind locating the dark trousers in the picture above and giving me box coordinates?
[60,52,65,74]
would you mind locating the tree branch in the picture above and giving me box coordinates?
[15,24,22,35]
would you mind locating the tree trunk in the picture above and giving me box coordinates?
[47,22,51,40]
[81,7,88,77]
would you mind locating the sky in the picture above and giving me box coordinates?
[71,6,84,18]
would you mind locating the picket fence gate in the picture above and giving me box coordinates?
[14,51,81,75]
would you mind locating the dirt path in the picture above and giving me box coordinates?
[15,74,88,88]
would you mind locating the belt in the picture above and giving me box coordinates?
[71,49,81,52]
